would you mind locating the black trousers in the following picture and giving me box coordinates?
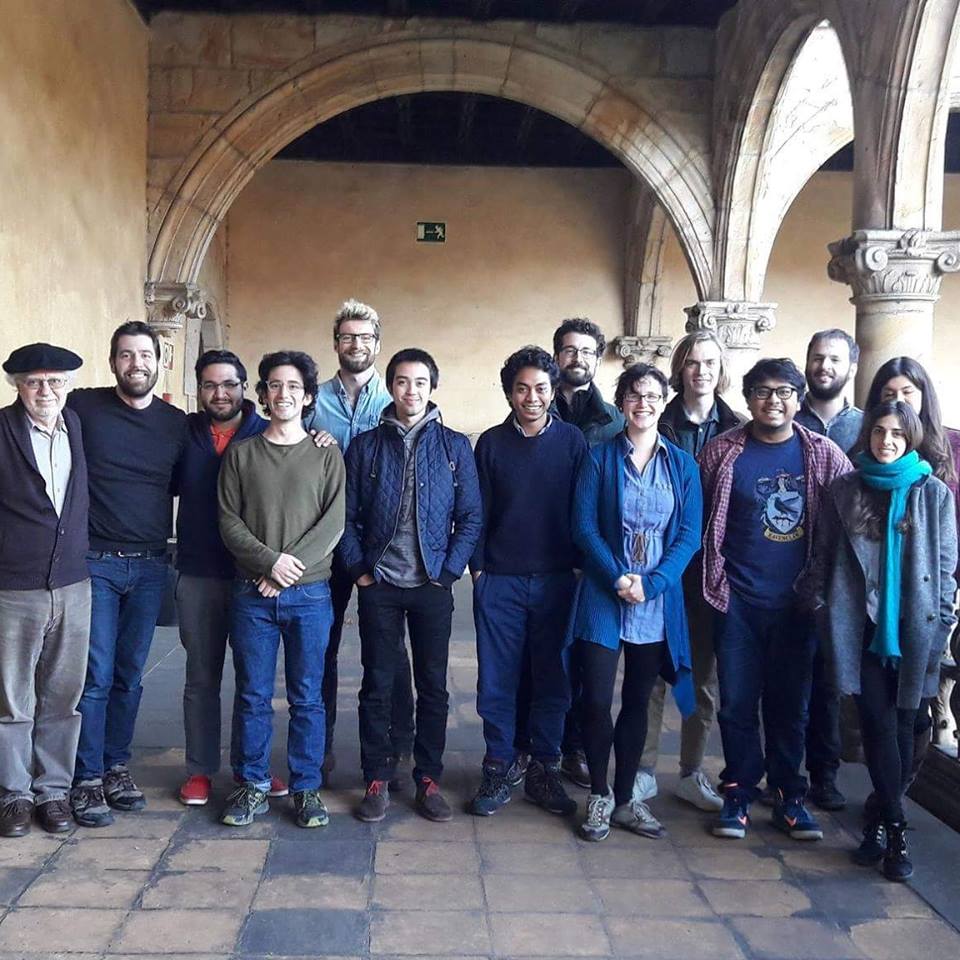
[323,556,415,756]
[805,633,842,785]
[855,648,917,822]
[580,639,666,806]
[357,581,453,783]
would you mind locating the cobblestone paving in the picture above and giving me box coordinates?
[1,589,958,959]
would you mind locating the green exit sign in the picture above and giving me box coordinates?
[417,221,446,243]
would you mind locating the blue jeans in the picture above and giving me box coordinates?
[473,572,574,766]
[75,553,169,782]
[230,579,332,792]
[714,591,816,801]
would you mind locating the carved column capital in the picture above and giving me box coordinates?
[827,229,960,301]
[612,335,673,369]
[683,301,777,351]
[144,282,208,332]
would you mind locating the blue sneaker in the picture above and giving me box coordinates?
[772,793,823,841]
[712,787,750,839]
[470,762,511,816]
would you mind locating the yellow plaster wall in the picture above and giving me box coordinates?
[0,0,149,393]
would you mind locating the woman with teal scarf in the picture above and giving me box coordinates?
[804,401,957,883]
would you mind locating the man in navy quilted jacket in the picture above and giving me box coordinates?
[339,348,482,823]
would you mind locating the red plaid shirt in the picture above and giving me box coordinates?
[698,422,852,613]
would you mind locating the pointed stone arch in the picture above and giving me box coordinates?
[146,27,715,301]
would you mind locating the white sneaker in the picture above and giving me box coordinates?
[632,770,658,803]
[611,799,666,838]
[579,791,614,842]
[674,770,723,812]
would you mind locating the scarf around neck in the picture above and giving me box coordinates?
[855,450,931,663]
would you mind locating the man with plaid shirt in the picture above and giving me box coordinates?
[699,358,850,842]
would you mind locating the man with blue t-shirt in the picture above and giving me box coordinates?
[699,358,850,842]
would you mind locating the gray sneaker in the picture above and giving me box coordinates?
[70,779,115,828]
[103,764,146,811]
[611,799,666,839]
[220,782,269,826]
[579,791,614,842]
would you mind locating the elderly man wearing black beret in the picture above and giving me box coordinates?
[0,342,91,837]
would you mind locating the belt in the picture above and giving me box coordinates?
[91,549,167,559]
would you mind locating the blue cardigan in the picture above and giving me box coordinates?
[570,434,702,718]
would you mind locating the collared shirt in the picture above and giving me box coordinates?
[25,411,72,516]
[619,433,673,644]
[304,369,391,451]
[795,399,863,455]
[512,414,553,438]
[669,400,721,459]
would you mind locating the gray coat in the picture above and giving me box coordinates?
[799,472,957,709]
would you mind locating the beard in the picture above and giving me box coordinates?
[560,364,593,388]
[340,351,376,374]
[806,373,849,402]
[116,368,159,399]
[206,399,244,422]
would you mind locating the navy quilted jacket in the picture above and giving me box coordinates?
[339,407,483,587]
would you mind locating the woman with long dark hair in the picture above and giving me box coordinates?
[803,401,957,880]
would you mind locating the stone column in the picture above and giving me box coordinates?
[682,300,777,396]
[611,335,673,371]
[827,229,960,403]
[144,281,210,402]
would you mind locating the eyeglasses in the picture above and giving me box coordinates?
[199,380,242,392]
[336,333,377,345]
[266,381,305,393]
[559,346,598,360]
[751,386,797,401]
[20,376,69,391]
[623,392,664,406]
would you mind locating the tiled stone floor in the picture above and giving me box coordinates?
[2,583,960,959]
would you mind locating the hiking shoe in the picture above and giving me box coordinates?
[712,788,750,839]
[356,780,390,822]
[35,798,73,834]
[0,799,33,837]
[470,763,511,816]
[220,782,269,826]
[179,774,211,806]
[103,764,146,811]
[632,769,658,803]
[524,760,577,816]
[293,789,329,828]
[611,799,665,838]
[579,791,614,842]
[416,777,453,822]
[852,818,886,866]
[809,778,846,811]
[70,779,115,828]
[560,750,591,789]
[505,752,531,788]
[268,775,289,798]
[882,820,913,882]
[772,794,823,841]
[675,771,723,812]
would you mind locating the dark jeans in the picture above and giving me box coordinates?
[357,581,453,783]
[856,647,917,822]
[714,592,816,801]
[473,572,573,766]
[805,631,841,785]
[230,579,332,792]
[580,639,666,805]
[75,553,169,782]
[323,555,415,757]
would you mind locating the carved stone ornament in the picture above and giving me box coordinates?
[827,229,960,300]
[683,301,777,351]
[144,282,209,332]
[613,335,673,368]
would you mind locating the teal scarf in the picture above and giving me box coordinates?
[855,450,931,662]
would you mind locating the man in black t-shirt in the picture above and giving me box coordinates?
[67,321,185,828]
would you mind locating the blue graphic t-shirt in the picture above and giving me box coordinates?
[722,432,806,609]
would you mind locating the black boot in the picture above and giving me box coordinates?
[882,820,914,882]
[851,817,885,866]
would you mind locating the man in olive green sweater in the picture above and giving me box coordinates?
[218,350,345,829]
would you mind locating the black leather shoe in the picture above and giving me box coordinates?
[36,798,74,834]
[0,799,33,838]
[809,779,846,811]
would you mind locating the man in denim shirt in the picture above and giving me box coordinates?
[302,300,413,778]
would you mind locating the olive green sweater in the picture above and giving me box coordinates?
[218,433,345,584]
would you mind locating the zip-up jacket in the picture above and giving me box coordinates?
[339,403,483,587]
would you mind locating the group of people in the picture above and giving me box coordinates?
[1,301,957,887]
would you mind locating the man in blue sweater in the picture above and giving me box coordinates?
[470,346,588,817]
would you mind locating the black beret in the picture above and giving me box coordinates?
[3,342,83,374]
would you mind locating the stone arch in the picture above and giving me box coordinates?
[146,28,714,300]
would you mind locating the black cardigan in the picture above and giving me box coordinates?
[0,400,90,590]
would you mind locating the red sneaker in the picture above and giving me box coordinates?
[268,776,289,798]
[179,774,211,806]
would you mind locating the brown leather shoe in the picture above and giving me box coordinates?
[36,798,73,834]
[0,799,33,838]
